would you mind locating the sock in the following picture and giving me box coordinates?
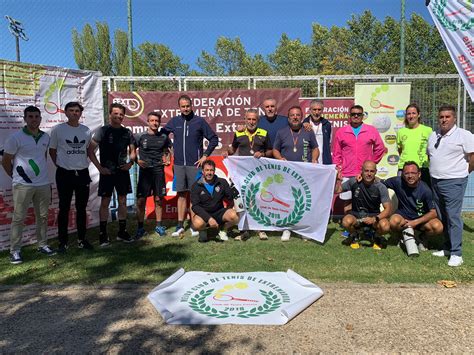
[177,221,184,229]
[100,221,107,234]
[156,221,162,227]
[138,222,144,229]
[119,219,127,233]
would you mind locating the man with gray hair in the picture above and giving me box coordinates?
[428,105,474,267]
[302,99,332,165]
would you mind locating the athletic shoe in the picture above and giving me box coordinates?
[10,251,22,264]
[155,225,166,237]
[171,227,185,237]
[218,230,229,241]
[38,245,57,256]
[350,238,360,249]
[57,243,68,254]
[135,227,147,240]
[447,255,463,267]
[432,250,450,257]
[99,239,110,248]
[341,230,350,238]
[198,230,208,242]
[281,230,291,242]
[235,231,250,241]
[372,243,382,250]
[190,228,199,237]
[117,231,134,243]
[78,240,94,250]
[417,243,428,252]
[258,231,268,240]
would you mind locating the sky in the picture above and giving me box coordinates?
[0,0,433,71]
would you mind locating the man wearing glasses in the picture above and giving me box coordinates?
[333,105,386,218]
[428,105,474,267]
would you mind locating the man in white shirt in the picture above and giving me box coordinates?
[2,106,55,264]
[428,105,474,267]
[49,102,105,252]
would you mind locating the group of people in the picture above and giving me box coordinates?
[2,95,473,268]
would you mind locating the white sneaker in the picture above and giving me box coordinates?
[198,230,208,242]
[448,255,463,267]
[281,230,291,242]
[432,250,450,257]
[171,227,185,237]
[190,228,199,237]
[258,231,268,240]
[218,230,229,241]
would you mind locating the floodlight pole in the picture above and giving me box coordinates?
[5,15,28,62]
[127,0,134,89]
[400,0,406,75]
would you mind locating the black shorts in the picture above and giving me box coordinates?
[209,207,230,225]
[349,211,379,219]
[137,167,166,198]
[98,171,132,197]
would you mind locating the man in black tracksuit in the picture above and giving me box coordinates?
[190,159,238,242]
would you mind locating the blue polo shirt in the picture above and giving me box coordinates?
[258,115,288,147]
[273,126,318,162]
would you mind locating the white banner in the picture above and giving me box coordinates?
[148,268,324,325]
[428,0,474,100]
[224,157,336,242]
[0,60,103,251]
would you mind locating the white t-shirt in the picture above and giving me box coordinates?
[311,121,324,164]
[49,122,91,170]
[4,128,50,186]
[428,125,474,179]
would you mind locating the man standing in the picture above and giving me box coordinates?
[333,105,386,224]
[227,108,272,241]
[91,103,136,246]
[164,95,219,238]
[49,102,103,252]
[257,98,289,148]
[385,161,443,253]
[335,161,391,250]
[302,99,332,164]
[428,105,474,267]
[2,106,55,264]
[273,105,319,241]
[191,159,239,242]
[134,112,171,239]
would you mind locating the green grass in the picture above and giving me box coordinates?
[0,217,473,285]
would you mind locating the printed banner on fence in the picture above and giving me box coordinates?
[0,59,103,251]
[148,268,324,325]
[109,89,301,155]
[224,156,336,242]
[428,0,474,101]
[354,83,411,179]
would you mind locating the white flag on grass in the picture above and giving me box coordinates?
[224,157,337,243]
[427,0,474,100]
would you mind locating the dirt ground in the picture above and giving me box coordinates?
[0,283,472,353]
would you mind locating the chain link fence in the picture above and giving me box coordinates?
[103,74,473,211]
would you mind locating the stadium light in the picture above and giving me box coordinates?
[5,15,28,62]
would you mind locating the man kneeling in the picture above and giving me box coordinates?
[191,160,239,242]
[384,161,443,256]
[336,161,391,250]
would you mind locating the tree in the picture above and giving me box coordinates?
[134,42,189,76]
[269,34,313,75]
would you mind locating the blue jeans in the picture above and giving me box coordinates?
[431,177,468,256]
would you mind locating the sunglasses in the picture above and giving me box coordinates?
[350,112,363,117]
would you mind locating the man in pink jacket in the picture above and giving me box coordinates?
[333,105,387,215]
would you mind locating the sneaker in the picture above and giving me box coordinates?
[281,230,291,242]
[117,231,134,243]
[99,233,110,247]
[154,225,166,237]
[198,230,208,242]
[190,228,199,237]
[350,238,360,249]
[258,231,268,240]
[235,231,250,241]
[78,240,94,250]
[432,250,450,257]
[447,255,463,267]
[38,245,57,256]
[218,230,229,241]
[417,243,428,252]
[341,230,350,238]
[10,251,22,264]
[57,243,68,253]
[135,227,147,240]
[372,243,382,250]
[171,226,185,237]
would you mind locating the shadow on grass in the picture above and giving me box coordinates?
[0,285,265,353]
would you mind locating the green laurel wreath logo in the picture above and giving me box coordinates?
[245,182,305,227]
[433,0,474,31]
[188,289,282,319]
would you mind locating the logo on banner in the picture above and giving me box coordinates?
[181,275,290,319]
[240,165,312,227]
[433,0,474,31]
[112,92,144,118]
